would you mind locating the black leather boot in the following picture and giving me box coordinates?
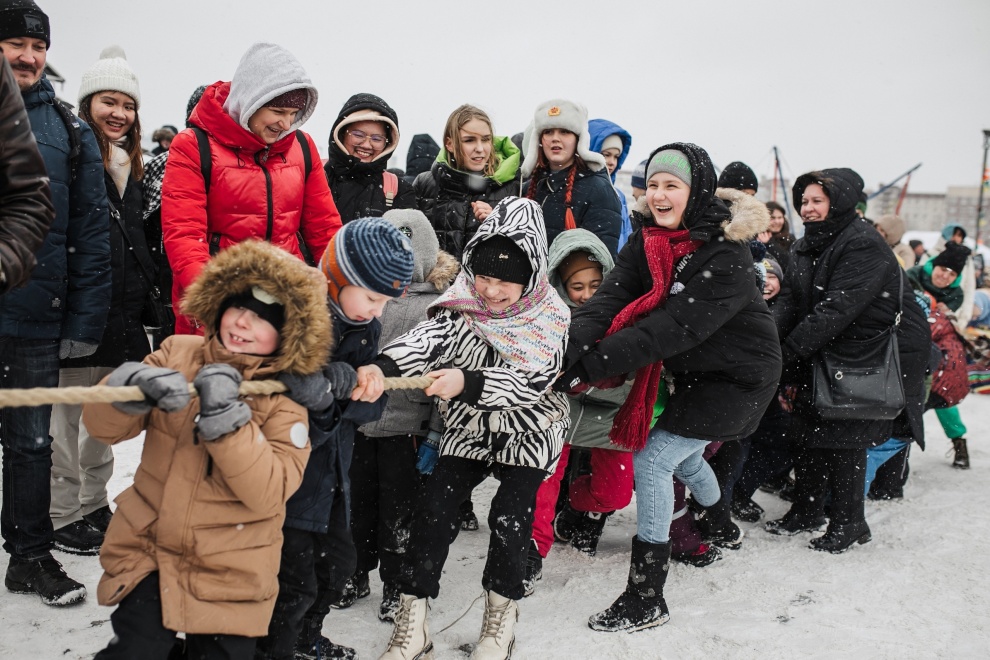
[810,520,871,554]
[571,510,613,556]
[694,498,744,550]
[764,508,828,536]
[588,536,670,633]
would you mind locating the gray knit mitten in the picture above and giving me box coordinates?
[194,364,251,441]
[107,361,191,415]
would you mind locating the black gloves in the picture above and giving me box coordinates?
[107,362,191,415]
[279,371,335,412]
[323,362,358,400]
[194,364,252,441]
[553,361,590,393]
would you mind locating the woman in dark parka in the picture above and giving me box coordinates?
[766,168,930,553]
[557,143,781,633]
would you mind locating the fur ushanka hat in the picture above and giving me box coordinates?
[520,98,606,178]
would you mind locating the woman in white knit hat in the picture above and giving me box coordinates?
[48,45,154,557]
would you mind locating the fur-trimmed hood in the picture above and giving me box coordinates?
[181,240,332,375]
[425,250,460,293]
[632,186,770,244]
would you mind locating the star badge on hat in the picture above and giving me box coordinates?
[548,106,560,116]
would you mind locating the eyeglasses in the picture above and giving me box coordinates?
[347,129,387,146]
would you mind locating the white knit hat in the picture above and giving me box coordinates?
[78,46,141,109]
[520,98,606,178]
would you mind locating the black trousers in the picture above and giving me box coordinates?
[349,432,423,584]
[94,572,255,660]
[707,438,751,506]
[255,494,355,660]
[792,446,867,526]
[400,455,544,601]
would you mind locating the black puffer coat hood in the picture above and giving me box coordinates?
[644,142,731,242]
[405,133,440,181]
[328,93,399,164]
[792,167,863,220]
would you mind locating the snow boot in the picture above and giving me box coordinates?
[570,511,612,556]
[951,437,970,469]
[380,581,402,622]
[671,542,722,567]
[522,540,542,597]
[730,496,764,523]
[82,505,113,534]
[764,509,827,536]
[331,571,370,610]
[810,520,871,554]
[52,520,103,556]
[552,503,582,543]
[694,499,744,550]
[588,536,670,633]
[379,594,432,660]
[460,499,480,531]
[5,553,86,606]
[470,590,518,659]
[294,634,357,660]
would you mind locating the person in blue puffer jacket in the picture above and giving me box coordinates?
[588,118,633,251]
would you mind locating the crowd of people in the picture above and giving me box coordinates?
[0,2,987,659]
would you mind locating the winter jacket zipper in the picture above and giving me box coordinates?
[255,151,274,241]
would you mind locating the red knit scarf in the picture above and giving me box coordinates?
[602,226,703,451]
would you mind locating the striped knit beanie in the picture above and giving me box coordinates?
[320,218,414,305]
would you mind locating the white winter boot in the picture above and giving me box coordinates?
[379,593,433,660]
[470,590,519,659]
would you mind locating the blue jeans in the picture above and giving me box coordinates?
[865,438,910,495]
[0,337,59,559]
[633,427,719,544]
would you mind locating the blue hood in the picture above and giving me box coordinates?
[588,118,631,183]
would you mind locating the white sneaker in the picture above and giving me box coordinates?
[470,590,518,659]
[379,594,433,660]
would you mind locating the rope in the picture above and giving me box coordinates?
[0,376,437,409]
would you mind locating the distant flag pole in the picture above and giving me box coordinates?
[773,146,792,223]
[867,163,922,200]
[895,174,911,215]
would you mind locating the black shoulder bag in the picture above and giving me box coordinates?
[109,199,174,333]
[811,268,906,420]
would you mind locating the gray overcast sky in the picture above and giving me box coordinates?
[44,0,990,197]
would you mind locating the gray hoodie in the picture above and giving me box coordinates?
[223,42,318,136]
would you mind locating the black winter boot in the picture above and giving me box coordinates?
[571,511,613,556]
[810,520,871,554]
[588,536,670,633]
[294,614,357,659]
[694,499,744,550]
[330,571,370,610]
[730,497,764,523]
[951,437,970,469]
[460,498,480,531]
[379,581,402,622]
[764,509,827,536]
[552,503,583,543]
[522,540,542,597]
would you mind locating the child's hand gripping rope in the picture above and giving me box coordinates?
[107,361,191,414]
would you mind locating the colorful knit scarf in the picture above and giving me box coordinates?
[431,272,570,372]
[604,227,703,450]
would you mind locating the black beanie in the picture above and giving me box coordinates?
[0,0,49,47]
[217,286,285,338]
[469,235,532,286]
[718,161,758,193]
[932,242,971,275]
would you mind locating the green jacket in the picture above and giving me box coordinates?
[907,262,964,311]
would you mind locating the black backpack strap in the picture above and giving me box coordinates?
[51,99,82,182]
[296,131,313,179]
[192,126,212,195]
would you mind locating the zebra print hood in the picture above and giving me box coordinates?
[461,196,549,297]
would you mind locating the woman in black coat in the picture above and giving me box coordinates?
[766,168,929,553]
[323,93,416,223]
[557,143,780,632]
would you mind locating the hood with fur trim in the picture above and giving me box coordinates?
[223,42,318,136]
[181,240,332,375]
[633,186,770,245]
[425,250,460,293]
[329,92,400,163]
[521,99,607,178]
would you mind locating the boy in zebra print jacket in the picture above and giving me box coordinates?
[357,196,569,660]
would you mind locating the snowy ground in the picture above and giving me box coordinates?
[2,397,989,659]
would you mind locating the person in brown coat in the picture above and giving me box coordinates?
[0,56,53,294]
[83,239,333,659]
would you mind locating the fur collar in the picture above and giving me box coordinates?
[426,250,460,292]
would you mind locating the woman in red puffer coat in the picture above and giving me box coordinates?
[162,42,341,335]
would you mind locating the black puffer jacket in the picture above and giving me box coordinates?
[63,172,152,368]
[774,168,930,448]
[526,166,622,258]
[565,143,781,443]
[414,157,520,261]
[324,94,416,223]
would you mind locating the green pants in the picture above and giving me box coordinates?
[935,406,967,440]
